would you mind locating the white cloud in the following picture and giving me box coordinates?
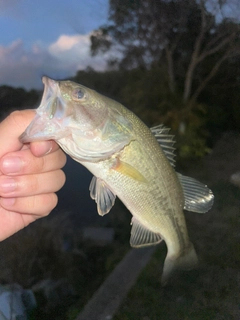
[48,34,101,70]
[0,33,111,90]
[49,34,87,52]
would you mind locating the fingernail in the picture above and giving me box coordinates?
[1,157,23,174]
[0,177,16,193]
[44,141,53,155]
[0,197,15,207]
[31,141,53,157]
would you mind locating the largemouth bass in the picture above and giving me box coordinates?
[20,77,214,284]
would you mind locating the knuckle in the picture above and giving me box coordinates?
[7,111,28,130]
[49,149,67,169]
[41,193,58,215]
[24,195,37,213]
[26,154,45,174]
[29,176,40,193]
[5,110,35,138]
[17,175,39,196]
[8,110,24,123]
[58,170,66,190]
[59,150,67,168]
[37,156,46,172]
[26,193,58,216]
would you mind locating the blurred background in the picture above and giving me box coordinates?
[0,1,239,319]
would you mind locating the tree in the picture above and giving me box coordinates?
[0,86,39,120]
[91,0,240,106]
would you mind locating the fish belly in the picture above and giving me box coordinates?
[84,136,190,258]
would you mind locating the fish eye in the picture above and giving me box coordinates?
[73,88,85,100]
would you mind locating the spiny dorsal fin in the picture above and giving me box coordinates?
[130,217,162,247]
[89,176,116,216]
[150,124,176,167]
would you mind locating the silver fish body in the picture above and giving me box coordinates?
[20,77,214,284]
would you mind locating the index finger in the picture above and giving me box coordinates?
[0,110,36,157]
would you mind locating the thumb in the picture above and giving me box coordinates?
[0,110,36,158]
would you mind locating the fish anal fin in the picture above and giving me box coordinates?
[112,159,147,182]
[177,173,214,213]
[130,217,162,247]
[89,176,116,216]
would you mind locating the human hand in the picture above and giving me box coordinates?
[0,110,66,241]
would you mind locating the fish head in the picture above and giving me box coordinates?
[20,77,133,161]
[20,76,109,141]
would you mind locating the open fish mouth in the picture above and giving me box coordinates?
[20,77,68,143]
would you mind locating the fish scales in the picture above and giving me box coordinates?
[87,105,188,250]
[20,77,214,285]
[85,122,188,252]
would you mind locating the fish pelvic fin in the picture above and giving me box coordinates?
[161,243,198,286]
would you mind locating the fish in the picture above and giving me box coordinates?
[20,76,214,285]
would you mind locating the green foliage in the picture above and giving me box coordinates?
[200,56,240,136]
[172,103,212,159]
[89,0,240,156]
[0,85,39,119]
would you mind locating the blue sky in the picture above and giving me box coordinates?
[0,0,110,89]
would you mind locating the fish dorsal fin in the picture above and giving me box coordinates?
[130,217,162,247]
[89,176,116,216]
[177,173,214,213]
[150,124,176,167]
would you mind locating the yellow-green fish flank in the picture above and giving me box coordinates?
[20,77,214,284]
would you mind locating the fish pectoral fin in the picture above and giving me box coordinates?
[112,159,147,182]
[89,176,116,216]
[130,217,162,247]
[177,173,214,213]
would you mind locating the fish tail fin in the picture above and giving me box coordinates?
[161,243,198,286]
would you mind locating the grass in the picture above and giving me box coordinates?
[0,206,130,320]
